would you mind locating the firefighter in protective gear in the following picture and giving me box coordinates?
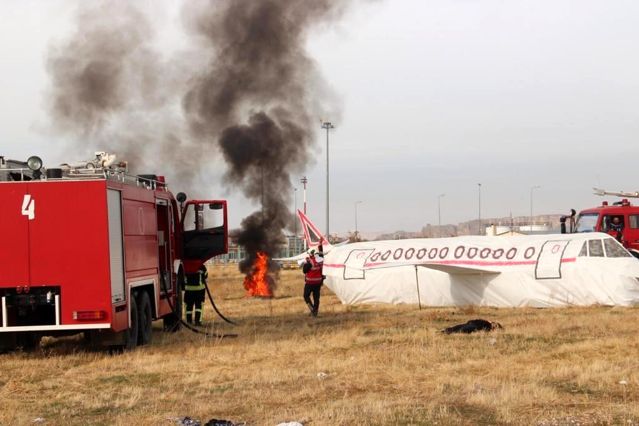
[302,245,324,317]
[185,264,207,326]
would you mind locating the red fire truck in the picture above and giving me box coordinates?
[564,188,639,258]
[0,153,228,351]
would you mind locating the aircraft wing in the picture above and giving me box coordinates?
[273,252,307,264]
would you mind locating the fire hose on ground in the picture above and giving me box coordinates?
[205,284,237,325]
[162,276,238,339]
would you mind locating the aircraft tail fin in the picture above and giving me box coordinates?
[297,210,333,252]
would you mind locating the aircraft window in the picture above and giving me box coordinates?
[576,213,598,232]
[588,239,604,257]
[604,239,632,258]
[578,242,587,257]
[630,215,639,229]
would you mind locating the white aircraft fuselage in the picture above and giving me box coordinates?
[296,211,639,307]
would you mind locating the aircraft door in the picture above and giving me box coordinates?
[343,249,374,280]
[535,240,570,279]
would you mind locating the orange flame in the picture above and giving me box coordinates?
[243,251,274,297]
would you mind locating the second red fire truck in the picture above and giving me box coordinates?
[0,152,228,351]
[563,188,639,258]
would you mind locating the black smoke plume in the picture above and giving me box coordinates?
[183,0,346,276]
[46,2,201,182]
[46,0,348,282]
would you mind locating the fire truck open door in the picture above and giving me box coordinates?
[181,200,228,262]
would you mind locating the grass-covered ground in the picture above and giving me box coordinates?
[1,265,638,425]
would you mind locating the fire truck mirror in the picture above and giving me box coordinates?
[176,192,187,203]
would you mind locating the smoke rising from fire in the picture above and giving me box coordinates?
[46,0,349,278]
[46,2,203,182]
[183,0,347,274]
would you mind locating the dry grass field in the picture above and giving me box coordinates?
[1,266,639,425]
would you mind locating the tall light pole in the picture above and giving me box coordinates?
[292,187,298,256]
[321,121,334,241]
[355,200,363,241]
[300,176,308,215]
[478,183,482,235]
[300,177,308,250]
[293,187,298,232]
[438,193,445,228]
[530,185,541,232]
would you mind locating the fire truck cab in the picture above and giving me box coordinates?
[569,196,639,258]
[0,153,228,351]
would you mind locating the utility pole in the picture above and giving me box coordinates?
[321,121,334,241]
[300,176,308,215]
[530,185,541,232]
[355,200,363,241]
[293,187,297,256]
[478,183,482,235]
[300,176,308,250]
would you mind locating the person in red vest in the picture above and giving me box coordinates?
[302,245,324,317]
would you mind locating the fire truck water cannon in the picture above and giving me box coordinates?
[0,152,234,352]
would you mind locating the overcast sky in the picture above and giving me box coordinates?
[2,0,639,235]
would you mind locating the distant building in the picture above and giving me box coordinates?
[211,234,305,264]
[281,235,305,257]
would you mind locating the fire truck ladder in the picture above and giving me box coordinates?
[593,187,639,198]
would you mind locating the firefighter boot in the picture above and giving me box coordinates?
[306,302,314,316]
[194,308,203,327]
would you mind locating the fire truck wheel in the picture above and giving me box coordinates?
[137,291,153,346]
[163,271,183,332]
[0,332,18,353]
[16,332,40,351]
[124,295,139,350]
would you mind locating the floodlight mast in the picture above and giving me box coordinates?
[321,121,334,241]
[300,176,308,250]
[301,176,308,215]
[530,185,541,231]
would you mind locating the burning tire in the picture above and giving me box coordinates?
[137,291,153,346]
